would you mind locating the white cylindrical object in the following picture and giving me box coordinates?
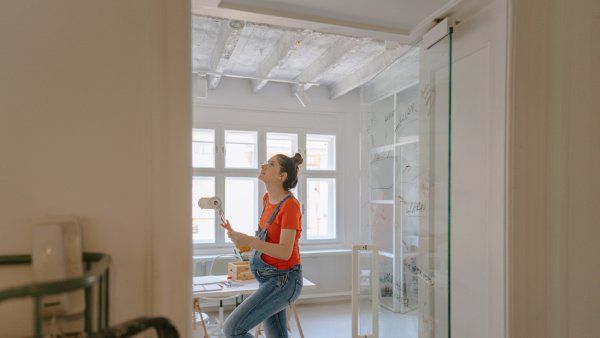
[198,197,222,210]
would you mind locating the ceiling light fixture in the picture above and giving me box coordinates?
[193,74,208,99]
[229,20,244,30]
[291,84,310,107]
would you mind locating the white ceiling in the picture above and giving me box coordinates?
[192,0,457,102]
[221,0,450,33]
[192,15,414,100]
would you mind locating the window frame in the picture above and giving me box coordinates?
[192,123,342,251]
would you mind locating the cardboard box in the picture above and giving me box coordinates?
[227,261,254,280]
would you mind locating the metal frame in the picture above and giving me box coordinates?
[0,252,111,337]
[193,71,321,87]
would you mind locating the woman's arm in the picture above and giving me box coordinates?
[222,220,296,260]
[249,229,296,260]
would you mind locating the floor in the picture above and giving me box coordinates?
[195,300,418,338]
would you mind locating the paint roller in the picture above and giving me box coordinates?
[198,197,251,252]
[198,197,226,225]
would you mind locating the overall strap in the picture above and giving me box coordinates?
[267,193,294,225]
[260,193,294,230]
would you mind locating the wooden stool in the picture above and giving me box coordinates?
[255,303,304,338]
[192,298,209,338]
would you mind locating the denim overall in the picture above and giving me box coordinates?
[250,193,302,284]
[224,193,302,338]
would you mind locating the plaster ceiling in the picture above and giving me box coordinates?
[192,0,457,101]
[221,0,450,33]
[192,15,413,100]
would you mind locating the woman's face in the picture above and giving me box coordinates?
[259,155,287,184]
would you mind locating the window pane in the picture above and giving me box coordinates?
[193,142,215,168]
[225,130,257,168]
[192,129,215,168]
[306,134,336,170]
[225,177,259,241]
[192,176,215,243]
[306,178,336,239]
[267,132,298,160]
[193,128,214,142]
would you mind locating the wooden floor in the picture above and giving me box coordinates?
[197,300,418,338]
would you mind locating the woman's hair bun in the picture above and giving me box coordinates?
[293,153,304,166]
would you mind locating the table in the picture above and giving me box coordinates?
[192,275,316,338]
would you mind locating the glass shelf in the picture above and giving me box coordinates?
[370,136,419,154]
[370,200,394,204]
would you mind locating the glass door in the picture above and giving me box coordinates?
[357,20,452,338]
[417,26,452,338]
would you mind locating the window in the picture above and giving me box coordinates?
[225,177,259,240]
[306,134,336,170]
[225,130,257,168]
[266,132,298,159]
[306,178,336,239]
[192,127,339,247]
[192,176,215,243]
[193,129,215,168]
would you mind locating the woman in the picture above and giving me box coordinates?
[221,153,304,338]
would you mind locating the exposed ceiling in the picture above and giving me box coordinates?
[192,0,458,103]
[193,15,411,101]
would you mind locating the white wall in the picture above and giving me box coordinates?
[0,1,191,336]
[451,1,507,338]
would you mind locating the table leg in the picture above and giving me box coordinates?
[219,300,224,329]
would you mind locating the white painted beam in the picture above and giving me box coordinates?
[251,30,302,93]
[329,45,411,99]
[208,19,244,89]
[296,37,363,91]
[360,47,419,104]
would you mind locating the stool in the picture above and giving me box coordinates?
[192,298,209,338]
[255,303,304,338]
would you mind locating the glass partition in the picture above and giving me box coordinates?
[359,28,452,338]
[418,31,452,338]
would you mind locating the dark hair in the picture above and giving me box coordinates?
[276,153,304,191]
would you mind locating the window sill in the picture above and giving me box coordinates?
[193,248,352,261]
[193,241,349,257]
[300,248,352,257]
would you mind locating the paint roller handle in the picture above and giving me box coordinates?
[220,220,252,252]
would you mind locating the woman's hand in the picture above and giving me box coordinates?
[220,219,234,232]
[227,231,254,248]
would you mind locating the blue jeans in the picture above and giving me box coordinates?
[223,253,302,337]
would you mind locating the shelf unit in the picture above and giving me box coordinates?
[360,82,420,313]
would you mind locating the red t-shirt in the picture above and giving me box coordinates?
[259,193,302,270]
